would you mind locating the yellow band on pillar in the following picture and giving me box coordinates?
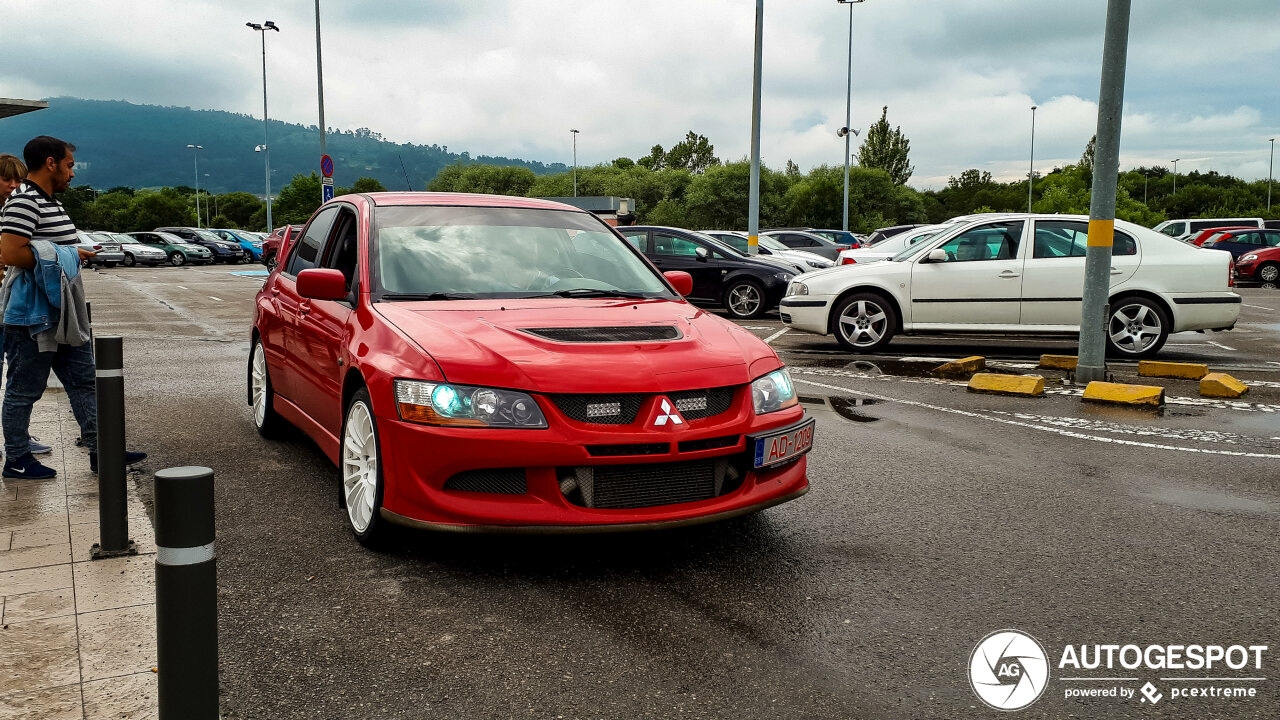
[1087,219,1115,247]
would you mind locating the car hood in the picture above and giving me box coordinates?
[799,259,909,284]
[374,299,781,393]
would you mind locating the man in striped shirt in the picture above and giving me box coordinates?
[0,136,145,479]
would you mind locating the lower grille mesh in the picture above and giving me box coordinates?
[444,469,527,494]
[558,458,745,510]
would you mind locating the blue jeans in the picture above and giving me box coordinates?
[3,327,97,456]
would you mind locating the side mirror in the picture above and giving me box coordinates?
[296,268,349,301]
[664,271,693,296]
[926,248,948,263]
[695,246,710,262]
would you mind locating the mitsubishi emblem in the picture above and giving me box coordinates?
[654,398,684,426]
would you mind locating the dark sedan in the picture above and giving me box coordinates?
[154,226,244,263]
[617,226,796,319]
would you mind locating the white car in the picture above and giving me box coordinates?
[104,233,168,266]
[781,214,1240,358]
[836,224,949,265]
[705,231,835,271]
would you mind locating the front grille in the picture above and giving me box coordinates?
[443,468,527,494]
[678,435,740,453]
[548,394,645,425]
[667,387,735,420]
[558,458,745,509]
[523,326,682,343]
[586,443,669,457]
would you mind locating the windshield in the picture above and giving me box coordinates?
[891,235,940,262]
[372,206,674,299]
[759,236,791,252]
[191,229,225,243]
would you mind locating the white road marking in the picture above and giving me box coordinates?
[208,296,223,301]
[763,328,789,344]
[1205,340,1236,351]
[1242,303,1272,310]
[176,285,188,290]
[744,326,773,330]
[794,376,1280,459]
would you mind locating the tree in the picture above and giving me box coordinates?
[273,172,324,225]
[663,132,720,174]
[214,192,265,228]
[637,145,666,171]
[1080,134,1097,176]
[856,106,914,186]
[425,164,536,196]
[351,177,387,193]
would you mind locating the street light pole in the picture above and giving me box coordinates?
[187,144,203,228]
[1028,105,1037,213]
[1268,138,1275,211]
[747,0,763,255]
[837,0,865,233]
[315,0,328,201]
[570,129,579,197]
[1171,158,1179,195]
[247,21,280,232]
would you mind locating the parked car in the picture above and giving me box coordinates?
[249,192,812,543]
[263,224,305,267]
[74,231,125,268]
[703,231,834,271]
[780,214,1240,358]
[1187,226,1256,247]
[837,224,950,265]
[124,231,214,266]
[154,227,243,263]
[617,226,798,318]
[761,230,850,261]
[99,233,167,267]
[1199,228,1280,258]
[1234,245,1280,283]
[1153,217,1264,241]
[209,228,264,263]
[808,229,863,248]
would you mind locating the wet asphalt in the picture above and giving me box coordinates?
[82,266,1279,719]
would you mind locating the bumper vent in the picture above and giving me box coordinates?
[667,387,735,420]
[558,458,745,510]
[524,326,681,343]
[586,442,669,457]
[678,435,740,453]
[548,393,645,425]
[443,469,527,494]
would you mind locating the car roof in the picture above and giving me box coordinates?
[364,192,584,212]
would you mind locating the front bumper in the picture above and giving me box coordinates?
[778,295,834,335]
[376,394,811,531]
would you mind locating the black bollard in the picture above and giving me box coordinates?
[155,466,218,720]
[91,335,135,559]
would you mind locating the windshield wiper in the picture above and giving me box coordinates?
[379,292,478,301]
[535,289,652,299]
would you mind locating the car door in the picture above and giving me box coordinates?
[1018,219,1140,326]
[909,220,1026,325]
[291,205,358,432]
[651,232,723,300]
[272,206,340,403]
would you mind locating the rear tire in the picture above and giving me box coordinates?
[1105,295,1169,359]
[123,254,136,267]
[830,292,898,353]
[341,388,389,548]
[723,279,768,319]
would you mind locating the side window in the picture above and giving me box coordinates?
[619,231,647,252]
[322,209,360,296]
[1114,231,1137,256]
[1033,220,1088,259]
[1264,232,1280,248]
[653,233,701,257]
[285,208,339,277]
[935,221,1024,262]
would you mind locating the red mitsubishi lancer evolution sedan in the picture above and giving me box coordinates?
[249,193,812,544]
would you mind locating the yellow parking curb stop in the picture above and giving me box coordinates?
[1200,373,1249,398]
[1038,354,1078,370]
[1137,360,1209,380]
[1082,381,1164,406]
[934,356,986,378]
[967,373,1045,396]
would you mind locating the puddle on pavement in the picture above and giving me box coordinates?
[829,396,882,422]
[1137,487,1275,515]
[789,356,945,378]
[1081,403,1165,421]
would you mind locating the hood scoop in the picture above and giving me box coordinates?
[521,326,683,343]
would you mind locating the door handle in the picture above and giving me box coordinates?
[1110,267,1123,275]
[299,300,311,315]
[270,288,280,296]
[998,271,1021,278]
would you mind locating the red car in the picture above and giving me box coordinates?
[262,224,304,267]
[1187,226,1254,247]
[249,192,812,543]
[1234,245,1280,283]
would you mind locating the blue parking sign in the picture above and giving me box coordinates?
[322,183,334,202]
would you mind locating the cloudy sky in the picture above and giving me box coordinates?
[4,1,1278,189]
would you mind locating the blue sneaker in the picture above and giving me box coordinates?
[88,451,148,473]
[3,453,57,479]
[29,436,52,455]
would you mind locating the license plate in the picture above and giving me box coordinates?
[752,418,815,469]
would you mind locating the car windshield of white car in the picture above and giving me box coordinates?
[372,206,673,300]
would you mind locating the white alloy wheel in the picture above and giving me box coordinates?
[342,398,379,534]
[251,344,269,427]
[1259,263,1279,283]
[1106,298,1167,357]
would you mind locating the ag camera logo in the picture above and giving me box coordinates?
[969,630,1050,711]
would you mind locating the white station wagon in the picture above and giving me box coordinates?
[780,214,1241,358]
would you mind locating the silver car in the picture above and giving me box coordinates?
[74,231,126,268]
[104,233,168,267]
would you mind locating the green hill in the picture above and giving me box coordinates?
[0,97,566,193]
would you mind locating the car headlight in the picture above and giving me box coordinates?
[1240,254,1258,262]
[751,369,798,415]
[806,259,830,268]
[394,379,547,428]
[786,282,809,296]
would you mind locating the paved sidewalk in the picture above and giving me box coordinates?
[0,393,158,719]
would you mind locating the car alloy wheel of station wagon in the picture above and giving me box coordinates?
[1105,296,1168,358]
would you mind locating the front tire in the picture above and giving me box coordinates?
[1105,295,1169,359]
[1258,262,1279,284]
[250,340,288,438]
[830,292,898,353]
[169,252,186,267]
[342,388,388,547]
[723,279,767,319]
[123,253,136,267]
